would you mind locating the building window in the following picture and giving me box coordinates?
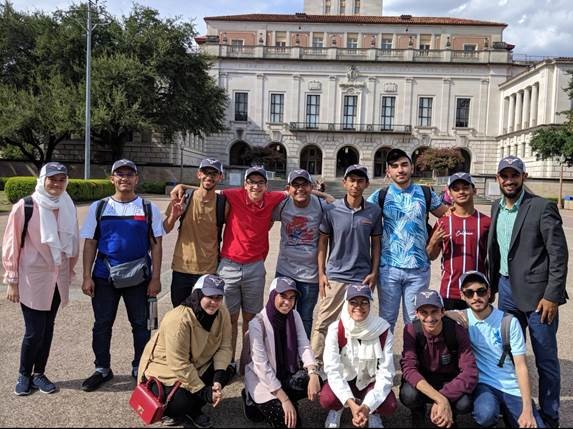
[312,33,324,48]
[306,95,320,128]
[325,0,331,14]
[234,92,248,121]
[418,97,433,127]
[354,0,360,14]
[463,44,477,57]
[381,37,392,51]
[347,33,358,49]
[455,98,471,128]
[270,93,284,123]
[230,39,244,53]
[381,96,395,130]
[340,0,346,14]
[343,95,358,129]
[275,31,287,50]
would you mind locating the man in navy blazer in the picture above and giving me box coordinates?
[487,155,568,428]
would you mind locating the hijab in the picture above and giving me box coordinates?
[183,289,217,331]
[265,289,298,380]
[31,166,78,265]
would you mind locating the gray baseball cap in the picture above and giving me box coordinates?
[287,169,312,184]
[459,271,490,289]
[345,283,373,301]
[344,164,369,180]
[448,172,474,188]
[199,158,223,174]
[194,274,225,297]
[497,156,525,174]
[111,159,137,173]
[43,162,68,177]
[270,276,300,295]
[244,166,268,182]
[414,289,444,310]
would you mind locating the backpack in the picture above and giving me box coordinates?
[179,189,227,247]
[377,185,433,239]
[94,197,157,245]
[337,319,388,351]
[20,196,34,248]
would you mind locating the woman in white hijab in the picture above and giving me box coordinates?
[320,284,397,428]
[2,162,79,396]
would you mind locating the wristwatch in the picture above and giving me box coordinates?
[308,368,319,376]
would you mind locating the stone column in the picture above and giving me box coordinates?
[367,77,377,124]
[508,94,515,132]
[502,97,509,134]
[514,90,523,131]
[328,75,337,124]
[291,74,301,124]
[478,78,489,133]
[256,73,265,126]
[403,77,414,127]
[530,83,539,127]
[522,86,531,129]
[440,77,452,134]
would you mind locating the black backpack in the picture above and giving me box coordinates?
[377,185,433,239]
[94,197,157,245]
[20,196,34,248]
[179,189,227,247]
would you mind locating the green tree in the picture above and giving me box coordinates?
[415,148,464,176]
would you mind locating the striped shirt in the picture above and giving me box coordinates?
[496,191,525,276]
[436,211,491,300]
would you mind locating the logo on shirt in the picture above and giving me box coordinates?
[286,216,315,245]
[455,229,475,238]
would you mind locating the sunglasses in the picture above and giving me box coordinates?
[462,287,489,299]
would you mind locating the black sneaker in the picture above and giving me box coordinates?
[31,373,57,394]
[187,413,213,429]
[161,416,182,426]
[411,408,427,427]
[241,388,265,422]
[14,374,32,396]
[81,370,114,392]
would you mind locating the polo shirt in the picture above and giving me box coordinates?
[466,307,526,397]
[220,188,286,264]
[319,197,382,283]
[496,191,525,276]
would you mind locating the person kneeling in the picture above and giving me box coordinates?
[243,277,321,428]
[137,274,232,429]
[320,284,397,428]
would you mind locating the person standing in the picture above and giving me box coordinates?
[427,172,491,310]
[3,162,79,395]
[163,158,226,307]
[311,164,382,369]
[273,169,326,338]
[367,148,448,330]
[80,159,164,391]
[487,155,568,428]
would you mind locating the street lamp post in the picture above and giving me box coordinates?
[84,0,93,179]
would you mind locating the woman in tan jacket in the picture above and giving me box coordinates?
[137,274,232,428]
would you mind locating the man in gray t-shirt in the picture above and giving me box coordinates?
[273,169,326,338]
[310,164,382,367]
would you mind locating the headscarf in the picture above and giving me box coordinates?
[265,289,298,381]
[31,166,78,265]
[339,301,390,390]
[182,289,218,331]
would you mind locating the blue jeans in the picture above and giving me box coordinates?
[472,383,545,428]
[379,265,431,330]
[91,277,150,370]
[276,272,319,339]
[498,276,560,425]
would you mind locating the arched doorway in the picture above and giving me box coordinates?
[229,141,251,166]
[265,143,287,177]
[336,146,359,177]
[455,148,471,173]
[300,145,323,175]
[411,146,430,177]
[374,147,391,178]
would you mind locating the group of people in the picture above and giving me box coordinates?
[2,149,568,429]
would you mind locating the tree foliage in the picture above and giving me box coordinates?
[415,148,464,173]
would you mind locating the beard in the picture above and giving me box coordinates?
[500,183,523,199]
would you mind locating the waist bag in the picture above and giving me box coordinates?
[105,256,150,289]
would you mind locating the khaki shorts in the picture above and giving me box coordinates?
[217,258,266,315]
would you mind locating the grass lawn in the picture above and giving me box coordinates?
[0,191,12,213]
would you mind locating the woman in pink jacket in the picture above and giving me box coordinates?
[2,162,79,396]
[242,277,321,428]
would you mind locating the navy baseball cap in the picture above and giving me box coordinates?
[459,271,490,289]
[43,162,68,177]
[112,159,137,173]
[244,166,268,182]
[345,283,373,301]
[287,169,312,184]
[386,148,412,164]
[497,156,525,174]
[270,277,300,295]
[344,164,369,180]
[194,274,225,297]
[414,289,444,310]
[199,158,223,174]
[448,172,474,188]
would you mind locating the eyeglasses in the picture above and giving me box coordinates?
[348,299,370,308]
[290,182,310,189]
[461,287,489,299]
[246,180,266,187]
[205,295,223,302]
[113,172,136,178]
[279,293,297,302]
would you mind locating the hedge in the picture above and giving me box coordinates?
[137,181,167,194]
[0,177,7,191]
[5,177,114,203]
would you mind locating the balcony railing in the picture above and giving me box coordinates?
[288,122,412,133]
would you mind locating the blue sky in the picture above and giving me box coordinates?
[8,0,573,57]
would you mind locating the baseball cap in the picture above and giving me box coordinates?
[497,156,525,174]
[111,159,137,173]
[270,277,300,295]
[193,274,225,297]
[447,172,474,188]
[386,148,412,165]
[344,164,369,180]
[414,289,444,311]
[244,166,267,182]
[459,271,490,289]
[199,158,223,174]
[345,283,373,301]
[287,169,312,184]
[43,162,68,177]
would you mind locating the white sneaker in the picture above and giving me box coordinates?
[368,413,384,428]
[324,409,343,428]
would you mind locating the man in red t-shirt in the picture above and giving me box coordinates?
[427,173,491,310]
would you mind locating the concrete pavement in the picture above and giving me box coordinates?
[0,195,572,427]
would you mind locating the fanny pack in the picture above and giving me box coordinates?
[105,255,150,289]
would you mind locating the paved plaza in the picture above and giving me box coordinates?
[1,194,572,427]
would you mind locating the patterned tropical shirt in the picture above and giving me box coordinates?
[368,183,442,269]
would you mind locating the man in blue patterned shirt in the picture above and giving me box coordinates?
[368,149,448,329]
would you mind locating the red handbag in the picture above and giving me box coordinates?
[129,377,180,425]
